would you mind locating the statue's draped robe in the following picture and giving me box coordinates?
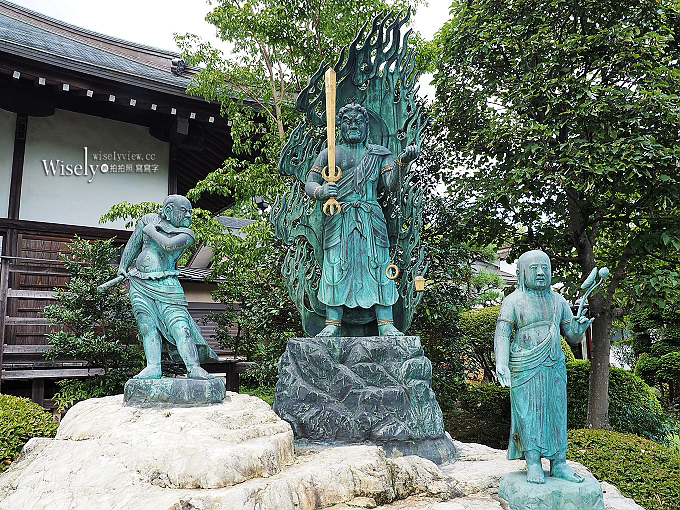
[498,292,571,460]
[313,144,398,309]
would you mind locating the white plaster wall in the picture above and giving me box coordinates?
[22,109,168,229]
[0,108,17,218]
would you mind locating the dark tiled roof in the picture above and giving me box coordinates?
[179,267,213,282]
[0,1,191,93]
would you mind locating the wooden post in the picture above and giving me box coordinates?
[8,115,27,221]
[0,257,10,393]
[226,363,238,393]
[31,378,45,407]
[168,143,178,195]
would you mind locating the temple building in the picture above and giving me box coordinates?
[0,0,249,408]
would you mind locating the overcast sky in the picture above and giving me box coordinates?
[9,0,450,97]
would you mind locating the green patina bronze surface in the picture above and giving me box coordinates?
[273,335,457,464]
[499,471,605,510]
[124,377,227,407]
[118,195,219,383]
[271,12,427,337]
[494,250,594,485]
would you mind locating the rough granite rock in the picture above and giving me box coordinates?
[273,336,456,464]
[0,396,644,510]
[0,394,458,510]
[328,494,505,510]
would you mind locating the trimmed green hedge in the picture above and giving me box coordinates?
[566,360,676,442]
[0,395,58,472]
[458,306,501,382]
[568,429,680,510]
[450,360,675,448]
[562,339,576,363]
[446,382,511,448]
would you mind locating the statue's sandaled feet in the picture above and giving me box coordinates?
[378,323,404,336]
[317,325,341,337]
[134,365,162,379]
[551,460,584,483]
[526,462,545,484]
[187,365,214,380]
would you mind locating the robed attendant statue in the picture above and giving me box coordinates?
[494,250,592,484]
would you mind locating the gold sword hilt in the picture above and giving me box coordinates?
[321,164,342,215]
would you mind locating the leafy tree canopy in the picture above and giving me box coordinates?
[175,0,427,214]
[42,238,144,411]
[428,0,680,428]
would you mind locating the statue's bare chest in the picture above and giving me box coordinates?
[513,295,556,349]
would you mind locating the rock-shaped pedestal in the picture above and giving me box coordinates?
[124,376,226,406]
[273,336,456,464]
[498,471,605,510]
[0,394,460,510]
[0,397,641,510]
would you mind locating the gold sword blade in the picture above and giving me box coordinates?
[324,68,336,178]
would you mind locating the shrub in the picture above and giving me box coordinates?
[658,351,680,383]
[43,238,144,411]
[650,341,680,358]
[459,382,511,419]
[561,339,576,363]
[241,386,275,405]
[568,429,680,510]
[666,324,680,344]
[566,360,677,443]
[458,306,500,382]
[0,395,58,473]
[635,352,661,385]
[240,333,289,389]
[629,306,680,409]
[411,241,472,412]
[446,382,511,449]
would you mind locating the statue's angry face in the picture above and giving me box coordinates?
[518,250,551,291]
[163,195,192,228]
[339,106,368,144]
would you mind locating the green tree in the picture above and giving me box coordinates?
[175,0,425,214]
[468,269,505,307]
[206,220,305,389]
[409,232,473,410]
[632,307,680,407]
[429,0,680,428]
[42,238,144,411]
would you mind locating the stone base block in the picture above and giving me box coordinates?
[274,336,456,464]
[124,376,227,406]
[499,471,605,510]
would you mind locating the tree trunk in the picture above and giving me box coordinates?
[564,189,615,430]
[586,294,612,429]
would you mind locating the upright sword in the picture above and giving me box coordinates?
[321,68,341,215]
